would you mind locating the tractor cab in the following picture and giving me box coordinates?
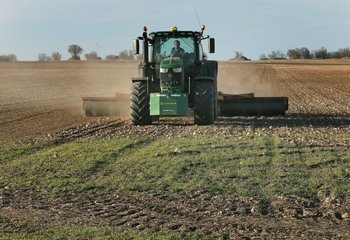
[151,32,201,93]
[151,31,203,65]
[133,26,215,95]
[150,31,203,93]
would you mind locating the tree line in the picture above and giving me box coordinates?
[48,44,140,61]
[259,47,350,60]
[0,44,141,62]
[0,54,17,61]
[37,44,140,61]
[2,45,350,61]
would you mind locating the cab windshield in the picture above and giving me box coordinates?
[153,36,196,64]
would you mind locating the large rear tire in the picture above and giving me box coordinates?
[130,81,152,125]
[194,80,215,125]
[206,61,218,121]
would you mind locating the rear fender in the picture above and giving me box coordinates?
[206,60,218,79]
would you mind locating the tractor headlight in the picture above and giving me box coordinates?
[160,68,169,73]
[172,67,182,73]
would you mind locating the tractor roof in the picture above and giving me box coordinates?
[149,31,202,38]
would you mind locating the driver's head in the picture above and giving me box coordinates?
[174,40,180,49]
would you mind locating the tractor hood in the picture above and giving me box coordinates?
[160,57,183,68]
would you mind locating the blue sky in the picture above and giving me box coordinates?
[1,0,349,60]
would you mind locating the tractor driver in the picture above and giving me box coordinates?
[169,40,185,57]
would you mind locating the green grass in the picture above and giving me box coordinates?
[0,227,214,240]
[1,133,349,198]
[0,227,211,240]
[1,131,349,238]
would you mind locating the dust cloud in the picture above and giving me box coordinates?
[0,61,138,108]
[78,60,138,98]
[218,62,283,97]
[0,60,287,114]
[79,61,138,117]
[0,61,138,141]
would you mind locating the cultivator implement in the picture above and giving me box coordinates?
[83,93,129,117]
[218,92,288,116]
[83,92,288,117]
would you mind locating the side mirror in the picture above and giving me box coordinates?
[133,39,140,55]
[208,38,215,53]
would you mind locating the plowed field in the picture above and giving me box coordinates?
[1,60,349,141]
[1,60,349,238]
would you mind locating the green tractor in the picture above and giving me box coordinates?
[131,25,218,125]
[82,26,288,124]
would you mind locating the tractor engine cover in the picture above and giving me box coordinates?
[159,57,184,93]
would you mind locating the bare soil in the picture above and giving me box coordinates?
[1,60,349,238]
[0,61,136,141]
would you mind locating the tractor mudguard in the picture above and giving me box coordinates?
[206,60,218,79]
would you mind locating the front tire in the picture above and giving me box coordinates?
[130,81,152,125]
[194,80,215,125]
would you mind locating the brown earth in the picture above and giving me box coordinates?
[1,60,349,141]
[0,60,349,238]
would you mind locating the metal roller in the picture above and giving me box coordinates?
[218,92,288,116]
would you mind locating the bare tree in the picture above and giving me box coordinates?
[105,55,119,60]
[268,50,286,59]
[38,53,51,61]
[52,52,62,61]
[268,51,277,59]
[85,51,101,60]
[259,53,268,60]
[68,44,83,60]
[334,48,350,58]
[118,50,134,60]
[313,47,327,59]
[299,47,311,59]
[0,54,17,61]
[38,53,46,61]
[8,54,17,61]
[287,49,300,59]
[287,47,311,59]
